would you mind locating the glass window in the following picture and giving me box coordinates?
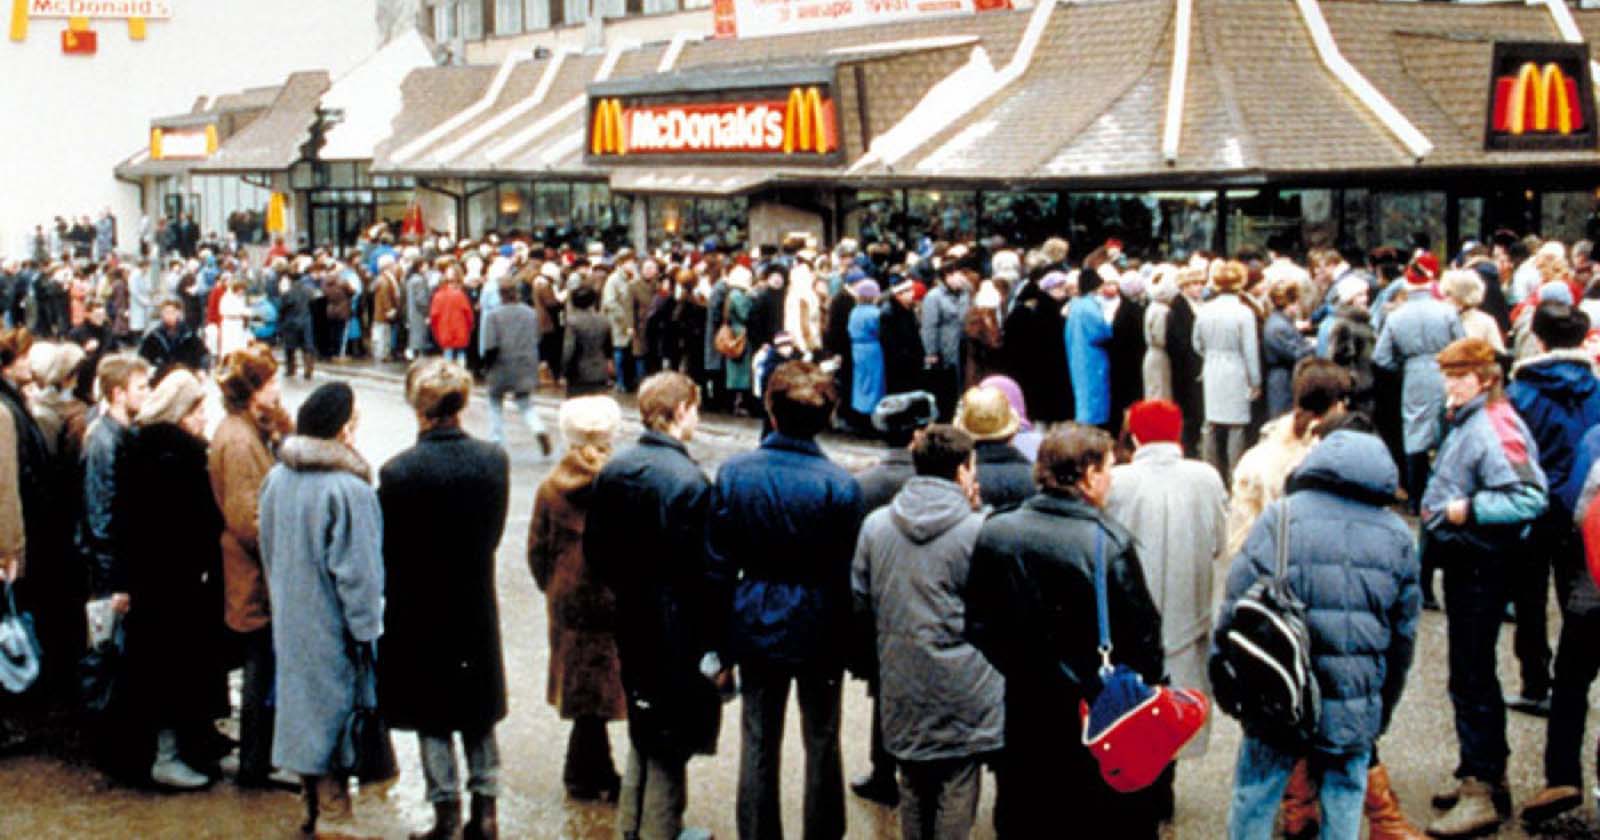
[598,0,626,16]
[534,182,571,229]
[523,0,550,29]
[979,192,1065,250]
[843,190,905,246]
[1341,189,1372,254]
[461,0,485,39]
[498,182,533,232]
[1373,191,1446,257]
[465,181,498,238]
[1152,192,1217,260]
[1458,196,1485,247]
[561,0,586,23]
[1542,190,1600,245]
[905,191,977,246]
[681,0,710,8]
[1222,189,1332,258]
[690,198,747,248]
[1068,193,1158,258]
[433,2,456,39]
[495,0,522,33]
[642,0,678,12]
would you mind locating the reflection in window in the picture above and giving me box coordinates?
[1153,192,1216,259]
[980,192,1065,249]
[843,190,904,246]
[905,191,976,247]
[461,0,484,39]
[495,0,522,34]
[1374,191,1446,256]
[498,182,532,232]
[1069,193,1157,258]
[1224,189,1332,257]
[523,0,550,29]
[466,182,498,238]
[1542,191,1600,245]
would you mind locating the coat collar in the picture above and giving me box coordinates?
[1131,442,1184,464]
[279,436,372,483]
[761,432,825,458]
[1445,393,1489,428]
[640,428,693,460]
[1024,490,1102,521]
[976,440,1029,465]
[417,426,467,444]
[1510,347,1599,381]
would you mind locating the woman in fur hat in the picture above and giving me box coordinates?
[529,396,627,803]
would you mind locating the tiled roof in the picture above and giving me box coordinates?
[370,64,500,169]
[195,71,331,173]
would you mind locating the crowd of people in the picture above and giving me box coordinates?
[0,221,1598,840]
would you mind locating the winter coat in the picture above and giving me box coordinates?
[82,414,130,597]
[587,431,721,759]
[852,477,1003,761]
[0,378,55,587]
[1326,306,1377,409]
[321,275,352,322]
[785,281,823,355]
[965,492,1163,819]
[630,278,656,356]
[1143,300,1173,400]
[974,440,1035,509]
[1225,415,1317,558]
[1461,308,1506,354]
[723,288,755,392]
[1421,394,1548,552]
[602,271,636,347]
[482,302,542,398]
[881,296,925,397]
[1192,293,1262,425]
[1263,310,1311,419]
[209,412,277,634]
[1374,294,1464,454]
[707,433,865,670]
[1508,349,1600,517]
[116,423,228,731]
[218,291,251,358]
[962,308,1004,391]
[136,324,207,377]
[1002,286,1072,423]
[920,284,969,368]
[406,273,432,351]
[1166,295,1205,432]
[378,428,509,734]
[260,437,383,776]
[1106,442,1226,756]
[856,449,914,513]
[848,304,886,415]
[372,272,402,325]
[430,284,475,351]
[1066,294,1113,425]
[1109,294,1147,433]
[562,310,612,394]
[1569,429,1600,614]
[1216,431,1420,753]
[529,445,626,722]
[704,281,729,374]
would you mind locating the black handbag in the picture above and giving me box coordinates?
[335,642,398,784]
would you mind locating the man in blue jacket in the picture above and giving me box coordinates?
[707,360,865,840]
[1508,301,1600,825]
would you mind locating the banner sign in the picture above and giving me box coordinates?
[1485,41,1597,151]
[712,0,1008,40]
[26,0,171,18]
[588,84,840,164]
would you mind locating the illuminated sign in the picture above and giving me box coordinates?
[1485,42,1597,151]
[150,126,218,160]
[588,85,839,163]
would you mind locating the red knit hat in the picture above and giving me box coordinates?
[1406,252,1440,286]
[1127,400,1183,445]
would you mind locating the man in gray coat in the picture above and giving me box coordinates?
[481,274,551,456]
[406,258,435,361]
[1375,263,1465,512]
[852,425,1003,839]
[920,264,971,421]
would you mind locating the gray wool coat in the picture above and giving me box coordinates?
[1374,294,1464,454]
[482,301,542,398]
[260,436,385,776]
[1192,293,1261,425]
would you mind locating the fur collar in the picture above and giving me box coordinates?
[1511,347,1599,380]
[278,435,372,483]
[545,445,609,496]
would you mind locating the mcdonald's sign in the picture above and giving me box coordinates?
[1485,42,1597,151]
[586,82,840,164]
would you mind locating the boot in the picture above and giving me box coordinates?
[150,729,210,790]
[409,800,461,840]
[1519,785,1582,825]
[300,777,320,836]
[1426,778,1503,838]
[1364,763,1425,840]
[464,795,497,840]
[1280,759,1319,840]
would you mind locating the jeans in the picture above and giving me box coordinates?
[898,757,982,840]
[1404,452,1432,516]
[613,348,638,392]
[370,322,392,361]
[418,728,500,804]
[1440,537,1510,781]
[239,628,275,780]
[443,348,466,364]
[1546,607,1600,787]
[487,392,547,447]
[618,744,687,840]
[737,661,845,840]
[1228,736,1369,840]
[1203,422,1247,487]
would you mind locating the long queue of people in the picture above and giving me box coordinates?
[0,223,1598,840]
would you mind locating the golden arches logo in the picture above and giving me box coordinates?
[782,87,830,155]
[1493,61,1586,136]
[591,98,626,156]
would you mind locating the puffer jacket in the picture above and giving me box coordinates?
[1421,393,1548,550]
[853,476,1003,762]
[1217,430,1420,753]
[1509,349,1600,517]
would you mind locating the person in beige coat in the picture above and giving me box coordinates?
[208,343,296,789]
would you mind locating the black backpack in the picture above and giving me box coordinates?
[1209,502,1320,749]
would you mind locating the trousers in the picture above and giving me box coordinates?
[487,392,547,447]
[1440,538,1510,781]
[617,745,687,840]
[898,757,982,840]
[1227,737,1370,840]
[418,728,501,804]
[737,661,844,840]
[238,628,275,780]
[1203,422,1247,487]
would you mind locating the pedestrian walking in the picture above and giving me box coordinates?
[587,374,723,840]
[481,273,552,455]
[953,385,1036,509]
[378,361,511,840]
[707,361,865,840]
[1374,255,1464,512]
[259,383,384,838]
[1192,260,1262,486]
[851,424,1002,840]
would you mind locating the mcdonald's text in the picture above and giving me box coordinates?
[627,102,787,154]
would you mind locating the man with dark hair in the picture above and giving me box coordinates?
[707,360,865,840]
[137,298,207,380]
[589,371,719,840]
[851,424,999,839]
[1510,302,1600,826]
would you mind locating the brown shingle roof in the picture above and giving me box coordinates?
[196,71,331,173]
[370,64,500,170]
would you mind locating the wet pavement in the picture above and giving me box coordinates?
[3,366,1600,838]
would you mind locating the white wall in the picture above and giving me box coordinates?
[0,0,381,257]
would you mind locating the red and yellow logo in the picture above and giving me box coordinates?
[782,86,830,155]
[591,98,626,157]
[1492,62,1586,135]
[590,87,837,158]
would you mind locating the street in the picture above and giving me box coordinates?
[0,367,1597,839]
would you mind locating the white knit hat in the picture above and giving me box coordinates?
[559,396,622,448]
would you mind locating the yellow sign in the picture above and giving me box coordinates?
[782,86,829,155]
[591,98,625,157]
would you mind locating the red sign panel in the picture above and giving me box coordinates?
[1485,42,1597,151]
[61,26,95,53]
[590,86,838,161]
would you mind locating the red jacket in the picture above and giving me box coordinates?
[206,282,227,327]
[430,284,474,350]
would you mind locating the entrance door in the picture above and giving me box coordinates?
[311,203,374,251]
[1457,187,1537,245]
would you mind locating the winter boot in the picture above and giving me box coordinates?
[1425,778,1503,838]
[1519,785,1582,825]
[150,729,210,790]
[464,795,497,840]
[409,800,461,840]
[1364,763,1425,840]
[300,777,320,836]
[1280,759,1320,840]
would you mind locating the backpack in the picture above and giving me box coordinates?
[1208,502,1320,750]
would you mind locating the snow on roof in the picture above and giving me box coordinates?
[320,29,438,162]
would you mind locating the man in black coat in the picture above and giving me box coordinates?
[1108,286,1147,438]
[966,424,1164,839]
[1001,275,1072,424]
[587,372,721,840]
[879,279,925,397]
[377,360,510,840]
[137,299,208,380]
[1165,272,1205,456]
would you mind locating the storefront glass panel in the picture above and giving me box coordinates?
[906,190,977,244]
[1542,190,1600,244]
[534,182,571,229]
[1458,197,1486,247]
[1374,191,1446,256]
[980,192,1067,248]
[689,198,746,248]
[465,181,498,239]
[843,190,905,246]
[1068,193,1158,258]
[497,182,533,233]
[1154,192,1217,259]
[1222,189,1332,257]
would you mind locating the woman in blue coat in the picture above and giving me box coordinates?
[1066,270,1113,426]
[848,280,886,417]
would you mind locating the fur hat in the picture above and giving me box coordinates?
[559,395,622,448]
[28,341,85,389]
[955,386,1020,442]
[1436,337,1498,376]
[1127,400,1183,445]
[297,382,355,440]
[405,359,472,422]
[135,369,205,428]
[1211,260,1247,294]
[974,280,1002,310]
[871,390,937,436]
[217,344,278,413]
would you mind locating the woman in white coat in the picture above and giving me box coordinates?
[1191,260,1262,486]
[218,275,253,359]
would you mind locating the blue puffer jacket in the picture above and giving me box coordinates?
[1421,394,1548,549]
[1216,431,1420,754]
[1509,349,1600,517]
[707,433,866,670]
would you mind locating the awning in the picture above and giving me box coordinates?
[113,148,192,180]
[608,169,773,196]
